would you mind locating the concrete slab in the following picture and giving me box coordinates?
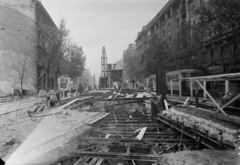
[5,110,108,165]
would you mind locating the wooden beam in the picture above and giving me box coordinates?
[82,137,194,144]
[92,131,180,136]
[135,127,147,140]
[170,80,173,96]
[203,81,207,99]
[216,93,240,113]
[225,80,229,95]
[100,124,167,128]
[190,80,193,98]
[195,80,228,117]
[69,151,158,161]
[83,98,154,102]
[179,80,182,97]
[103,120,153,124]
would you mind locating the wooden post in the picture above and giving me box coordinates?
[225,80,229,95]
[151,101,157,123]
[170,80,173,96]
[179,80,182,97]
[156,64,166,110]
[203,81,207,100]
[190,80,193,98]
[195,82,199,108]
[195,80,228,116]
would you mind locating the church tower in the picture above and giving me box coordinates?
[101,47,108,77]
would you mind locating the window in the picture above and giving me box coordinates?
[168,23,171,31]
[147,30,151,36]
[220,46,225,61]
[210,49,214,62]
[177,18,180,27]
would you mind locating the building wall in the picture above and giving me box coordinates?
[136,0,239,74]
[35,1,59,90]
[0,0,37,85]
[0,0,58,90]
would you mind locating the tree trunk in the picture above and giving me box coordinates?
[45,69,50,92]
[54,72,58,90]
[20,79,23,98]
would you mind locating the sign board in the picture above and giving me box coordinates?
[208,63,222,74]
[61,83,67,89]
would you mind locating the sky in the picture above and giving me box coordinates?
[41,0,169,80]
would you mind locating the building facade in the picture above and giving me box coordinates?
[135,0,240,74]
[0,0,57,90]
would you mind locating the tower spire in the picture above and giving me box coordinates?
[101,47,107,77]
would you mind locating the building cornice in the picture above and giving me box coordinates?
[35,0,58,29]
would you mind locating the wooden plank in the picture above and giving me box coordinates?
[100,124,167,127]
[83,137,194,143]
[69,151,159,161]
[92,131,180,136]
[225,80,229,95]
[218,93,240,111]
[203,81,207,99]
[179,80,182,97]
[190,80,193,98]
[195,80,228,117]
[88,113,110,125]
[135,127,147,140]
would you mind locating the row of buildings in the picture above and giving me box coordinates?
[123,0,240,88]
[0,0,90,96]
[0,0,57,93]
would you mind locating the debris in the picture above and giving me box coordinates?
[3,138,16,146]
[29,105,39,113]
[37,104,45,112]
[135,127,147,140]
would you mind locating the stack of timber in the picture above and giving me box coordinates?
[161,107,240,148]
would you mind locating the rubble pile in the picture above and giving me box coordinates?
[162,107,240,148]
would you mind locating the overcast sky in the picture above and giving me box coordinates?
[41,0,168,80]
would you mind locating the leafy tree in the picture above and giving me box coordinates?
[37,19,69,91]
[124,52,145,81]
[141,35,170,75]
[193,0,240,72]
[63,41,86,77]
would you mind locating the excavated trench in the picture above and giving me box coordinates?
[50,100,231,165]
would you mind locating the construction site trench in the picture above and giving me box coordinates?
[3,91,240,165]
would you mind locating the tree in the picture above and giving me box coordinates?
[63,41,86,77]
[141,35,170,75]
[37,19,69,91]
[6,51,32,96]
[193,0,240,72]
[124,52,145,81]
[171,21,209,72]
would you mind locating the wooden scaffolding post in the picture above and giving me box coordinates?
[195,80,228,117]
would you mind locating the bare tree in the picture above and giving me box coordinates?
[37,19,69,91]
[6,51,32,96]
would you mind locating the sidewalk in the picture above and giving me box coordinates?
[0,97,39,115]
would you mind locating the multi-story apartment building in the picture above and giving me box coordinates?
[0,0,58,91]
[136,0,240,74]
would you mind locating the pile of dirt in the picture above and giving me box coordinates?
[157,150,239,165]
[162,107,240,148]
[181,106,240,130]
[0,108,41,161]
